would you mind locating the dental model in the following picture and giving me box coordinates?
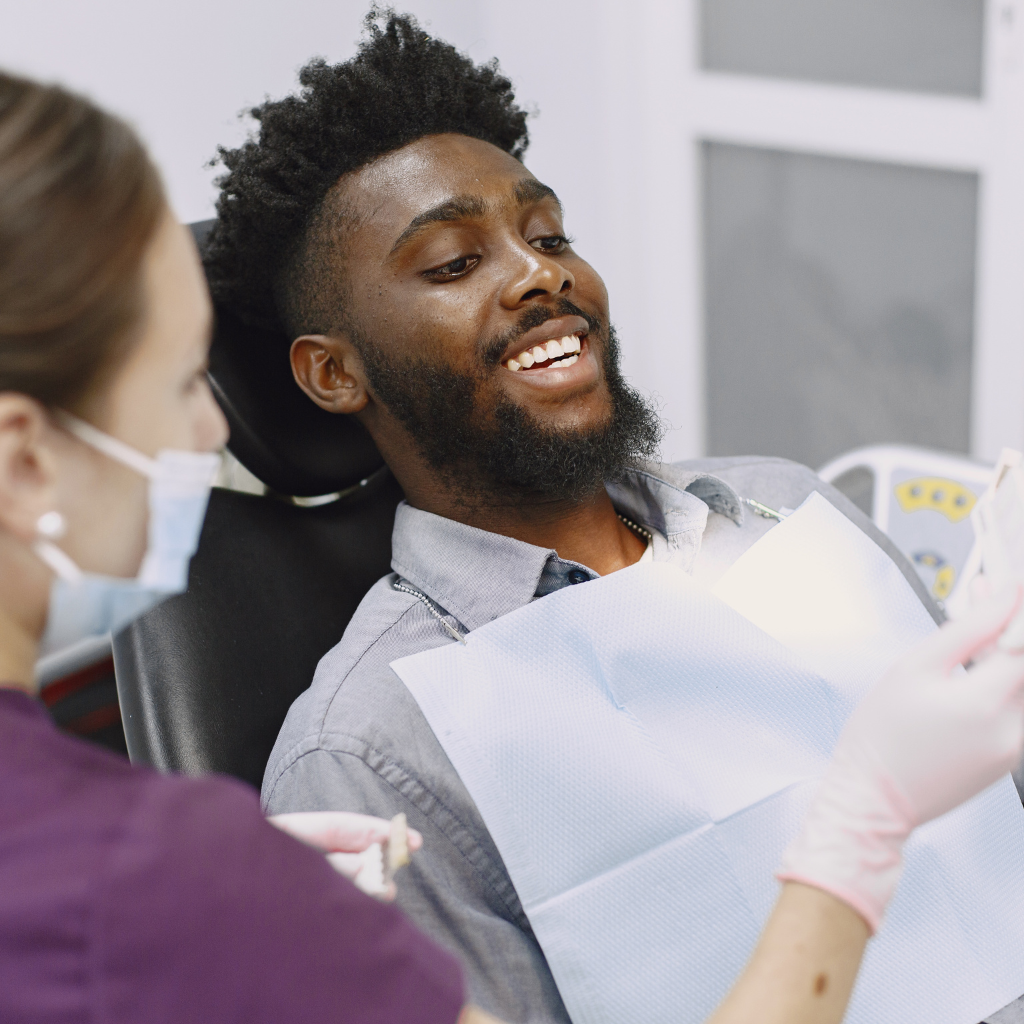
[505,334,582,372]
[352,813,412,897]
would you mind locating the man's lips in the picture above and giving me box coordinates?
[499,314,590,368]
[500,334,599,391]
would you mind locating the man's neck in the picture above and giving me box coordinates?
[411,484,648,576]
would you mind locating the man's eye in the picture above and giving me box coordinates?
[426,255,479,280]
[534,235,571,254]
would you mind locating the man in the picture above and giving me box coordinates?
[204,12,959,1022]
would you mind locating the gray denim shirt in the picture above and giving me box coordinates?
[264,456,1015,1024]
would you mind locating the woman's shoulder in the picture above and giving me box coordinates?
[93,763,465,1022]
[0,689,268,914]
[0,691,463,1022]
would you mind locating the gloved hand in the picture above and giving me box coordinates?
[777,585,1024,933]
[268,811,422,900]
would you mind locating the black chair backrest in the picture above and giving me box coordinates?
[114,476,401,786]
[112,222,399,787]
[191,220,385,497]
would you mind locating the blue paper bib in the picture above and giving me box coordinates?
[393,493,1024,1024]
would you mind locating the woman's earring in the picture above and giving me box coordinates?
[36,511,67,540]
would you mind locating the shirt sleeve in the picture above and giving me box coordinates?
[93,771,465,1024]
[264,744,573,1024]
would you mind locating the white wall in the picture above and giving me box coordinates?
[1,1,477,221]
[5,2,1014,469]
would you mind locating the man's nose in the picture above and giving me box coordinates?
[498,243,575,308]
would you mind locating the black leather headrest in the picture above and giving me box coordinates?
[190,220,385,497]
[114,474,404,785]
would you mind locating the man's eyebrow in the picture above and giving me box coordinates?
[513,178,561,211]
[388,195,488,256]
[387,181,563,258]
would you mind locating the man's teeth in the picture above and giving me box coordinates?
[505,335,582,371]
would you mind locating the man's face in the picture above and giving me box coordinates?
[316,133,659,503]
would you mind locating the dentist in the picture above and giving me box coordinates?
[0,72,466,1023]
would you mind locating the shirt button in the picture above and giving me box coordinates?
[567,569,590,585]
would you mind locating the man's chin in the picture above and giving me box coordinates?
[442,398,649,504]
[357,321,662,504]
[488,385,614,437]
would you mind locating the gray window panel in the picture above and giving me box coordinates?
[700,0,984,98]
[703,142,978,471]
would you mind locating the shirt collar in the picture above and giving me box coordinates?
[390,463,743,633]
[605,461,744,538]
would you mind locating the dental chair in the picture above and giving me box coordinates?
[111,221,400,789]
[818,445,993,609]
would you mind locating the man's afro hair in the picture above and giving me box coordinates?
[204,7,530,332]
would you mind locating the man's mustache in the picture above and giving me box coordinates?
[481,300,602,368]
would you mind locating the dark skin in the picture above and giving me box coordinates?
[291,133,645,575]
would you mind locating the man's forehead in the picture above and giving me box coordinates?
[339,134,553,231]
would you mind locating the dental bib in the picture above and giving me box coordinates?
[392,492,1024,1024]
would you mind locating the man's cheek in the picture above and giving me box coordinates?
[402,310,481,367]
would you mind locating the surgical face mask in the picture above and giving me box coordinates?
[33,413,221,657]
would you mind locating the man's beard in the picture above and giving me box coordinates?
[353,305,663,506]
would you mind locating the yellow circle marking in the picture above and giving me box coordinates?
[933,564,956,600]
[894,477,977,524]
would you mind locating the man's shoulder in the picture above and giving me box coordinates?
[658,454,942,623]
[263,573,455,799]
[659,454,824,508]
[658,453,871,523]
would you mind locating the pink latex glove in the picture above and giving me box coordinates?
[777,586,1024,932]
[268,811,423,901]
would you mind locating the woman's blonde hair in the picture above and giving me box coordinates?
[0,72,165,408]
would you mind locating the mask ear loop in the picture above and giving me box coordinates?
[32,409,159,585]
[53,411,161,480]
[36,413,218,586]
[32,511,83,584]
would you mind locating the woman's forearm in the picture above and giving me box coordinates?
[708,882,869,1024]
[711,590,1024,1024]
[459,883,868,1024]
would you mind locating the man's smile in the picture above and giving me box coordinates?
[498,314,599,391]
[505,334,580,371]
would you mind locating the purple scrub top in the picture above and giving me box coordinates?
[0,688,464,1023]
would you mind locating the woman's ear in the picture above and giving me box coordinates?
[0,395,59,543]
[290,333,371,415]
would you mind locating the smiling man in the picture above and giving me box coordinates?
[285,139,662,570]
[204,12,943,1023]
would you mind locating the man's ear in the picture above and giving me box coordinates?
[0,395,59,543]
[290,333,370,415]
